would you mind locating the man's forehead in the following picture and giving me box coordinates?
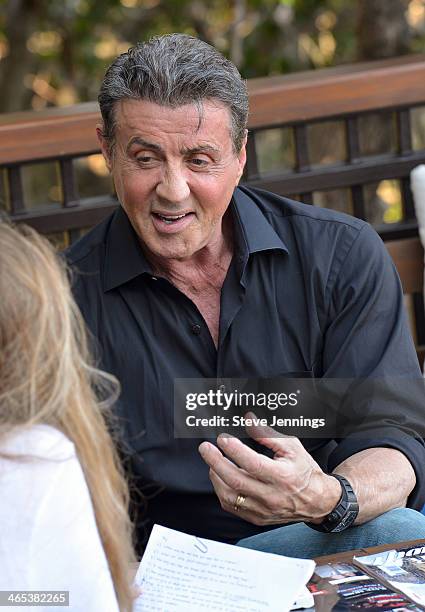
[113,98,232,144]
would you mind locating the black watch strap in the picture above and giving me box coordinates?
[305,474,359,533]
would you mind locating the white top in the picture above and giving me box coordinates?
[0,424,120,612]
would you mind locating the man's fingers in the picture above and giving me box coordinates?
[209,468,242,509]
[208,469,270,523]
[244,412,302,457]
[214,435,277,483]
[198,440,223,462]
[198,441,266,494]
[209,469,289,526]
[244,411,287,440]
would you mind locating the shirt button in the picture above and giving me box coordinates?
[219,384,226,393]
[191,324,201,335]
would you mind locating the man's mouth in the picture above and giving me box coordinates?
[152,212,193,225]
[151,211,195,233]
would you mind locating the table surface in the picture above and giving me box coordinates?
[132,538,425,609]
[310,538,425,611]
[314,537,425,564]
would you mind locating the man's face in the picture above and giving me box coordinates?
[98,98,246,261]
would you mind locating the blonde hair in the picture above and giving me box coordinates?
[0,222,136,611]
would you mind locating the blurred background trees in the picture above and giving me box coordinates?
[0,0,424,233]
[1,0,424,114]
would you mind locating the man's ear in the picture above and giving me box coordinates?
[236,129,248,185]
[96,124,113,172]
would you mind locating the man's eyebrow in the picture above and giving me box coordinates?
[126,137,164,154]
[181,144,219,155]
[126,137,220,156]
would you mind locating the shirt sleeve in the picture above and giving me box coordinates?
[322,223,425,510]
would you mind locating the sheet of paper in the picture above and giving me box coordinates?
[290,585,314,610]
[134,524,315,612]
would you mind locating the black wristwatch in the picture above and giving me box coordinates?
[305,474,359,533]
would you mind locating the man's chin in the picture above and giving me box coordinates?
[142,237,202,263]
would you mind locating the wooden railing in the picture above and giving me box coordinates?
[1,54,425,358]
[1,55,425,237]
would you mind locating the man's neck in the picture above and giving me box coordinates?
[142,214,235,348]
[145,216,234,292]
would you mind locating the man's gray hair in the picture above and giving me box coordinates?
[98,33,249,153]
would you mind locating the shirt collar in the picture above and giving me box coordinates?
[232,186,289,257]
[103,206,153,291]
[103,187,289,292]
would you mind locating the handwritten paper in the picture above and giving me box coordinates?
[134,524,315,611]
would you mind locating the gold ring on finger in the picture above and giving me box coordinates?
[234,493,246,511]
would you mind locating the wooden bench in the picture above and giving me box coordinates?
[0,55,424,364]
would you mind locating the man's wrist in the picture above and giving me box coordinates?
[308,472,344,524]
[306,474,359,533]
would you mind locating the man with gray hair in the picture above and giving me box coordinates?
[67,33,425,557]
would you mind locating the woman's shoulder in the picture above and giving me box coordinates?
[0,424,79,497]
[0,424,76,460]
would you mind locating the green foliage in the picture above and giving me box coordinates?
[0,0,423,113]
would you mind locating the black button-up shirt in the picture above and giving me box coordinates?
[66,185,425,551]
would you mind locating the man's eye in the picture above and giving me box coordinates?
[190,158,208,167]
[136,156,157,164]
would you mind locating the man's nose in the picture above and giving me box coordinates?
[156,167,190,203]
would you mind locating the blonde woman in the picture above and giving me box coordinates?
[0,222,136,611]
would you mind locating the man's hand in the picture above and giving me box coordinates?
[198,414,341,526]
